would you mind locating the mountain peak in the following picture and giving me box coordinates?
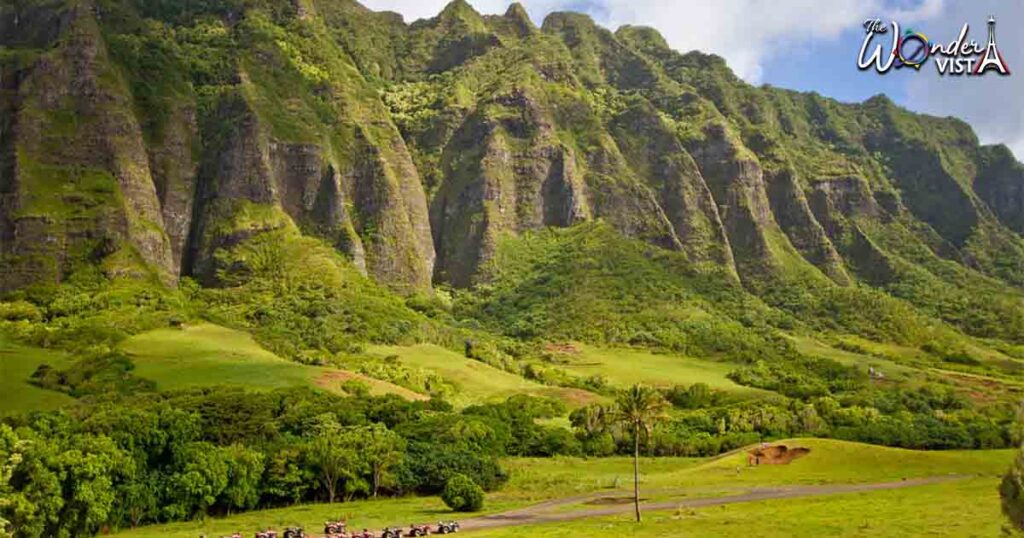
[438,0,482,21]
[615,25,669,53]
[492,2,535,37]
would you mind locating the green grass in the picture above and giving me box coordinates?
[366,344,602,408]
[555,344,767,396]
[109,495,520,538]
[121,324,424,399]
[503,438,1011,498]
[471,477,1003,537]
[0,335,75,415]
[787,335,918,377]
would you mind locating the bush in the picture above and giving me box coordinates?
[441,474,484,512]
[1001,446,1024,532]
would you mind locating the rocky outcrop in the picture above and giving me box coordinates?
[975,144,1024,235]
[686,125,776,277]
[147,102,197,276]
[430,89,590,286]
[765,170,849,285]
[1,3,174,291]
[609,102,735,273]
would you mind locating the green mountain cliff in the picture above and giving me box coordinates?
[1,0,1022,361]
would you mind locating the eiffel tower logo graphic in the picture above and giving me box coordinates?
[974,16,1011,75]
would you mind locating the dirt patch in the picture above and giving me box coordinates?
[747,444,810,465]
[584,496,647,506]
[540,387,604,408]
[314,370,429,401]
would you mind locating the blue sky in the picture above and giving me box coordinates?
[363,0,1023,158]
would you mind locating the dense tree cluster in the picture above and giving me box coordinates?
[0,390,576,537]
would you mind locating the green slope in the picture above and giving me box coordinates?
[121,323,425,399]
[367,343,601,408]
[553,344,767,396]
[0,335,75,415]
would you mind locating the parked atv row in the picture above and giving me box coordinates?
[332,521,460,537]
[215,521,459,538]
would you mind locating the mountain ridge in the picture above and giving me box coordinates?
[0,0,1022,344]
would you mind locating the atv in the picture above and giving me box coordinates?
[324,520,348,534]
[434,521,460,534]
[381,528,404,538]
[350,530,375,538]
[255,530,278,538]
[407,524,430,537]
[282,527,305,538]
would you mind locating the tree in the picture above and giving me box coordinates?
[441,474,484,512]
[358,424,405,498]
[615,384,668,523]
[1000,445,1024,532]
[220,444,265,513]
[164,442,231,520]
[306,420,358,503]
[0,425,22,538]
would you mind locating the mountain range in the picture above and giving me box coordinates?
[1,0,1023,352]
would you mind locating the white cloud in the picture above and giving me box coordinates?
[573,0,943,82]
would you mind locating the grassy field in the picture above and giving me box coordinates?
[505,438,1011,497]
[109,439,1014,538]
[787,335,918,379]
[366,344,601,408]
[553,344,767,396]
[122,324,423,399]
[0,335,75,415]
[471,477,1002,537]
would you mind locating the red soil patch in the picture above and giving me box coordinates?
[315,370,429,401]
[747,444,810,466]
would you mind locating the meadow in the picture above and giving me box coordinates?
[0,334,75,415]
[366,344,600,407]
[554,344,767,396]
[121,324,422,399]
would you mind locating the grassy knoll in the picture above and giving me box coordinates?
[366,344,601,407]
[554,344,766,396]
[122,324,423,399]
[0,335,75,415]
[502,438,1011,501]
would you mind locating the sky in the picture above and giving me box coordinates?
[362,0,1023,159]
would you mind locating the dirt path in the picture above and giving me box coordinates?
[457,475,969,532]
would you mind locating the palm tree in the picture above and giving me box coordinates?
[615,384,669,523]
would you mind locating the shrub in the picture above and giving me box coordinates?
[441,474,484,512]
[1002,446,1024,532]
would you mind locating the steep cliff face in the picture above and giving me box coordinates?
[1,0,436,293]
[1,0,1023,327]
[976,144,1024,235]
[1,2,173,291]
